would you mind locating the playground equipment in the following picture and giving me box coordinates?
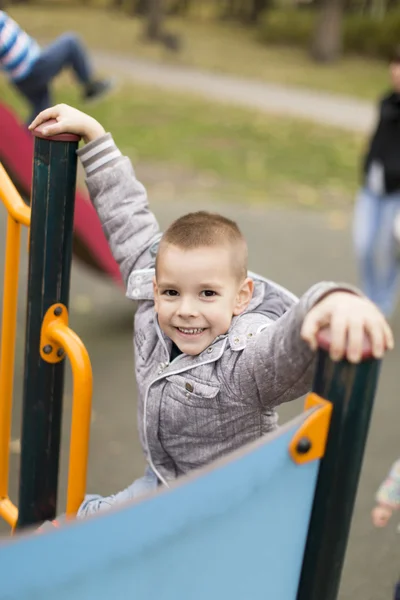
[0,127,382,600]
[0,102,121,282]
[0,126,93,530]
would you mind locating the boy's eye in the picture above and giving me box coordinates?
[163,289,179,297]
[201,290,217,298]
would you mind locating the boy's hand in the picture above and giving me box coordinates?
[28,104,105,144]
[301,292,394,363]
[371,504,393,527]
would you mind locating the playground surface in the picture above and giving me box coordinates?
[0,194,399,599]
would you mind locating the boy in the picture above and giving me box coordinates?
[30,104,393,519]
[0,10,113,124]
[372,458,400,600]
[372,458,400,528]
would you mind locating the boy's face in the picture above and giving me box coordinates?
[390,61,400,91]
[153,244,254,356]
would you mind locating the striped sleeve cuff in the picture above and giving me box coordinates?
[376,460,400,508]
[77,133,122,176]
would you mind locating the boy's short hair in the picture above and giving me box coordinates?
[156,211,248,280]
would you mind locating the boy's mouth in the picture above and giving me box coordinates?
[176,327,205,336]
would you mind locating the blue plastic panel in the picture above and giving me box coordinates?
[0,409,320,600]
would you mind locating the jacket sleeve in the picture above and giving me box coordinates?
[244,282,361,408]
[76,469,160,518]
[77,134,162,286]
[376,459,400,509]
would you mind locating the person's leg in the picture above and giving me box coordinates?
[32,32,93,86]
[27,87,52,125]
[31,32,113,102]
[394,579,400,600]
[13,32,112,121]
[13,77,52,125]
[353,188,381,304]
[373,194,400,316]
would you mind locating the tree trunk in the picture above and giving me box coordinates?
[220,0,240,19]
[387,0,398,10]
[368,0,387,19]
[111,0,124,10]
[248,0,269,23]
[169,0,191,14]
[129,0,148,16]
[311,0,344,63]
[146,0,164,40]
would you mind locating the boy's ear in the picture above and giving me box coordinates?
[153,276,159,313]
[233,277,254,316]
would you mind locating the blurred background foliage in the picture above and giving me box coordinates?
[3,0,399,63]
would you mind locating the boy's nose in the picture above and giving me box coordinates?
[177,297,199,318]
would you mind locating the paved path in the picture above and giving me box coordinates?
[95,51,375,133]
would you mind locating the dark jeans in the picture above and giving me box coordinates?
[14,32,93,124]
[395,580,400,600]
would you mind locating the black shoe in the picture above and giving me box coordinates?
[84,79,115,103]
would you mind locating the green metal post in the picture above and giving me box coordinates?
[296,332,381,600]
[17,128,80,528]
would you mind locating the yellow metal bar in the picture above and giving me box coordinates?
[0,164,30,528]
[0,163,31,227]
[41,306,93,516]
[0,216,21,499]
[0,497,18,528]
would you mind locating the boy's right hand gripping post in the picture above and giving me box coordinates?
[28,103,105,144]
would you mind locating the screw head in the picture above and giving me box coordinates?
[57,348,64,358]
[54,307,62,316]
[42,344,53,355]
[296,437,312,454]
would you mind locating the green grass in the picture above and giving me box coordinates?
[0,77,363,208]
[7,3,388,101]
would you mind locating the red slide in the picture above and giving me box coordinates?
[0,102,121,284]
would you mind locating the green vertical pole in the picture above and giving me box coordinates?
[16,128,80,528]
[296,333,381,600]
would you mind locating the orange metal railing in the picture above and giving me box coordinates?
[40,304,93,516]
[0,163,92,529]
[0,163,30,528]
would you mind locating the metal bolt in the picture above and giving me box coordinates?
[57,348,64,358]
[42,345,53,355]
[296,437,312,454]
[54,307,62,316]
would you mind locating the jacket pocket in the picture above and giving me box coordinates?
[165,374,220,408]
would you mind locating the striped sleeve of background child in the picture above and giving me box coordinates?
[0,11,39,81]
[376,458,400,508]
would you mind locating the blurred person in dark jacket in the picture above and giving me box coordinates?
[353,48,400,317]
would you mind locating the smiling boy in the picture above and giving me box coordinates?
[154,213,254,356]
[29,105,394,519]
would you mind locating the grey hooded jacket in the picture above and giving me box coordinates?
[77,134,351,489]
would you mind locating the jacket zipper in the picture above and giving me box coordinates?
[143,333,228,487]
